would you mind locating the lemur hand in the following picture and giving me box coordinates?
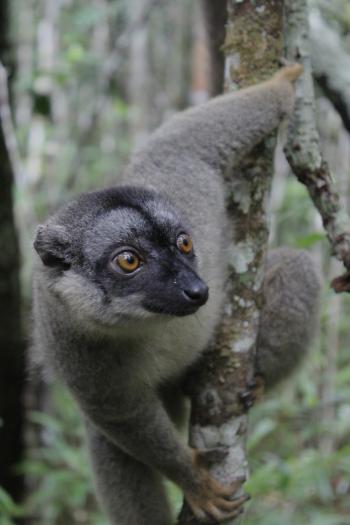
[183,449,249,523]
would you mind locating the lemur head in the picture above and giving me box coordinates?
[34,186,209,326]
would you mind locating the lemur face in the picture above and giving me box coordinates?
[34,187,209,324]
[83,200,209,319]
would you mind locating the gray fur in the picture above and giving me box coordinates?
[85,420,172,525]
[32,68,320,524]
[256,247,321,388]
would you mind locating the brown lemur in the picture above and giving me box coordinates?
[32,64,321,525]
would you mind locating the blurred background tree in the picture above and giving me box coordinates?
[1,1,350,524]
[0,0,25,518]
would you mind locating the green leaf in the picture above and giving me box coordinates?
[247,418,277,451]
[296,232,326,248]
[0,487,24,517]
[66,44,85,63]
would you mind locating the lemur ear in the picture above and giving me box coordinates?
[34,224,72,268]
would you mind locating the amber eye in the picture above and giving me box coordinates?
[113,251,141,273]
[177,233,193,255]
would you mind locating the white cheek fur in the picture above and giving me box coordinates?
[53,271,153,328]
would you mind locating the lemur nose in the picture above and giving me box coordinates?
[182,282,209,306]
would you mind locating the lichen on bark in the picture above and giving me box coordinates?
[177,2,284,524]
[284,0,350,292]
[223,0,283,88]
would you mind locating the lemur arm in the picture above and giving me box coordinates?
[127,64,302,175]
[80,390,246,522]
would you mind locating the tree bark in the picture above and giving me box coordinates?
[178,1,283,523]
[200,0,226,97]
[284,0,350,292]
[0,0,25,505]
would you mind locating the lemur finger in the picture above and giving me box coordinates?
[274,63,303,83]
[219,506,244,521]
[215,477,246,497]
[205,504,244,523]
[240,375,265,410]
[214,493,250,511]
[204,502,224,521]
[190,504,207,522]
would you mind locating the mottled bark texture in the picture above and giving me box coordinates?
[178,2,283,524]
[0,0,25,504]
[284,0,350,292]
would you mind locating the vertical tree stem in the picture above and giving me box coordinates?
[178,2,283,523]
[0,0,25,506]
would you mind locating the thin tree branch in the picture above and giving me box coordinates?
[0,62,24,186]
[284,0,350,293]
[200,0,226,97]
[310,10,350,133]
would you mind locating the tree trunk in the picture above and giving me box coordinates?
[0,0,25,505]
[178,1,283,523]
[200,0,226,97]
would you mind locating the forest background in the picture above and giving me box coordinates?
[1,1,350,524]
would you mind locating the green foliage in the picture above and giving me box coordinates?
[240,170,350,524]
[21,386,106,525]
[244,384,350,524]
[0,487,26,525]
[9,0,350,523]
[272,176,327,250]
[165,481,183,519]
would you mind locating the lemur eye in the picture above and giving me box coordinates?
[177,233,193,255]
[112,251,141,273]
